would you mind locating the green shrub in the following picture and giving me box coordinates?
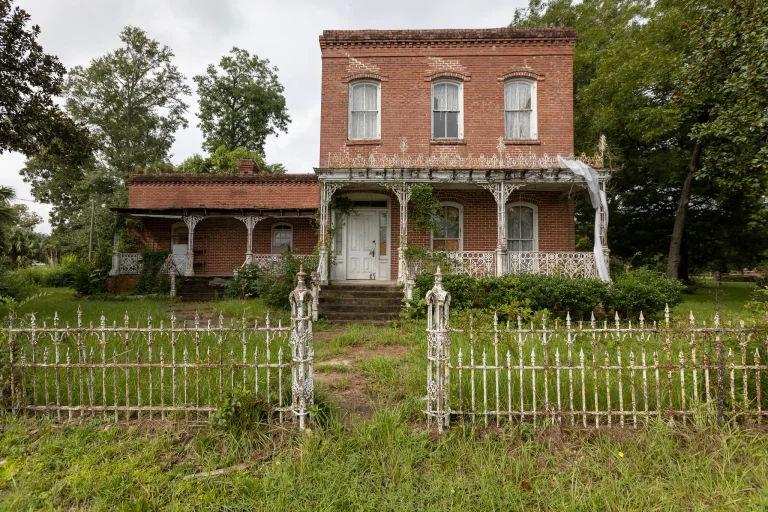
[609,267,684,317]
[227,251,319,309]
[0,266,40,301]
[9,260,78,288]
[70,253,111,297]
[134,249,170,294]
[409,267,682,320]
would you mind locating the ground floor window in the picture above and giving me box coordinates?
[272,224,293,254]
[507,203,537,251]
[432,203,462,251]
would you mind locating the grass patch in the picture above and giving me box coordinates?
[1,413,767,510]
[674,279,760,323]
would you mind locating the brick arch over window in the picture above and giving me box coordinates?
[498,70,545,82]
[434,191,468,205]
[424,70,471,82]
[507,192,542,206]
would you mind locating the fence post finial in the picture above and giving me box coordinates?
[426,264,451,433]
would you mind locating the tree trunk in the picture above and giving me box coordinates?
[666,140,702,279]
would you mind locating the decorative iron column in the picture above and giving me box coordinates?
[426,266,451,433]
[318,182,344,285]
[182,215,203,276]
[235,215,265,265]
[289,265,315,430]
[480,182,518,277]
[109,233,120,276]
[382,182,413,286]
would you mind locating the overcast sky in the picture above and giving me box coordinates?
[1,0,528,233]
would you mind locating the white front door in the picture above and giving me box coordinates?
[347,212,378,279]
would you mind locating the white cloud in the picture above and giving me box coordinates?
[1,0,528,234]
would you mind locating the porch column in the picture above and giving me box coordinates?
[183,214,204,276]
[599,180,610,275]
[481,182,519,277]
[383,182,413,286]
[235,215,266,265]
[109,233,120,276]
[318,182,344,285]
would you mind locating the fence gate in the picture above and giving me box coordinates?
[1,268,314,428]
[425,267,768,432]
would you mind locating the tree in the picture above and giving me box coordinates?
[0,186,15,249]
[0,0,92,162]
[10,204,42,230]
[174,145,286,175]
[64,26,190,171]
[194,47,290,154]
[512,0,768,278]
[20,26,190,257]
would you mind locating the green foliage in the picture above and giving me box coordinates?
[0,265,40,301]
[134,249,170,295]
[71,254,110,297]
[212,388,270,434]
[409,185,441,234]
[329,196,356,217]
[0,0,93,162]
[174,145,284,175]
[194,47,290,154]
[410,268,683,320]
[227,251,319,309]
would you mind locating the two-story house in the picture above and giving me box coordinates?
[110,27,610,313]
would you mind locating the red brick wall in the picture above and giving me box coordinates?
[132,216,317,275]
[319,32,575,166]
[127,179,319,210]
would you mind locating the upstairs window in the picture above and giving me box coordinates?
[348,81,380,140]
[432,203,462,251]
[504,79,537,140]
[432,81,462,139]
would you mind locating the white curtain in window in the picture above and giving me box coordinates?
[350,83,378,139]
[434,83,459,111]
[505,81,532,139]
[508,206,535,251]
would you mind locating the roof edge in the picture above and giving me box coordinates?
[319,27,577,46]
[126,173,319,184]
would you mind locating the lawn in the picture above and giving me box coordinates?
[672,278,761,324]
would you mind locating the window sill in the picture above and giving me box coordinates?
[430,139,466,146]
[346,139,381,146]
[504,139,541,145]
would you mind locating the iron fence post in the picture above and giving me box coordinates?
[290,265,315,429]
[426,266,451,433]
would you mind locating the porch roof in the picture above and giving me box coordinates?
[313,167,612,185]
[111,207,317,219]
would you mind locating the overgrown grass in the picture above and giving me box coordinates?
[673,278,760,323]
[1,412,767,510]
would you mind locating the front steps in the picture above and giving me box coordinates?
[318,281,402,324]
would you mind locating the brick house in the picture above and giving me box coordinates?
[111,27,610,302]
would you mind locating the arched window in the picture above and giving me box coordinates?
[348,81,380,140]
[432,80,463,139]
[504,79,537,140]
[507,203,538,252]
[271,224,293,254]
[432,203,462,251]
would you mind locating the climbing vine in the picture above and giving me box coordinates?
[409,185,441,234]
[135,248,170,294]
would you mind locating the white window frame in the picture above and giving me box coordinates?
[431,80,464,139]
[506,202,538,252]
[431,202,463,251]
[504,79,538,140]
[271,223,293,254]
[348,80,381,140]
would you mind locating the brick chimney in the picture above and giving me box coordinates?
[237,158,260,174]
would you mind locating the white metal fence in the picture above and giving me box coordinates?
[1,269,315,427]
[425,268,768,432]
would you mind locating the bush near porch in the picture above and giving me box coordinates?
[227,251,319,309]
[408,268,684,321]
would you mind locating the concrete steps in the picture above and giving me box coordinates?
[318,282,403,324]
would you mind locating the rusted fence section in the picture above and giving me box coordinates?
[1,269,315,427]
[426,267,768,432]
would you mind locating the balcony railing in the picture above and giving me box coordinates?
[407,250,496,278]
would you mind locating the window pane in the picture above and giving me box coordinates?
[506,112,531,139]
[433,112,446,138]
[444,206,460,238]
[508,207,521,240]
[334,214,343,256]
[433,83,446,110]
[433,239,446,250]
[445,239,459,251]
[363,84,377,110]
[351,85,365,111]
[505,81,531,110]
[445,83,459,110]
[364,111,377,139]
[351,111,364,139]
[446,112,459,138]
[379,213,387,257]
[521,240,534,251]
[521,207,534,239]
[509,240,520,251]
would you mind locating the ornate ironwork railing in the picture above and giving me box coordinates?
[118,253,143,274]
[248,254,315,274]
[506,251,597,279]
[408,251,495,279]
